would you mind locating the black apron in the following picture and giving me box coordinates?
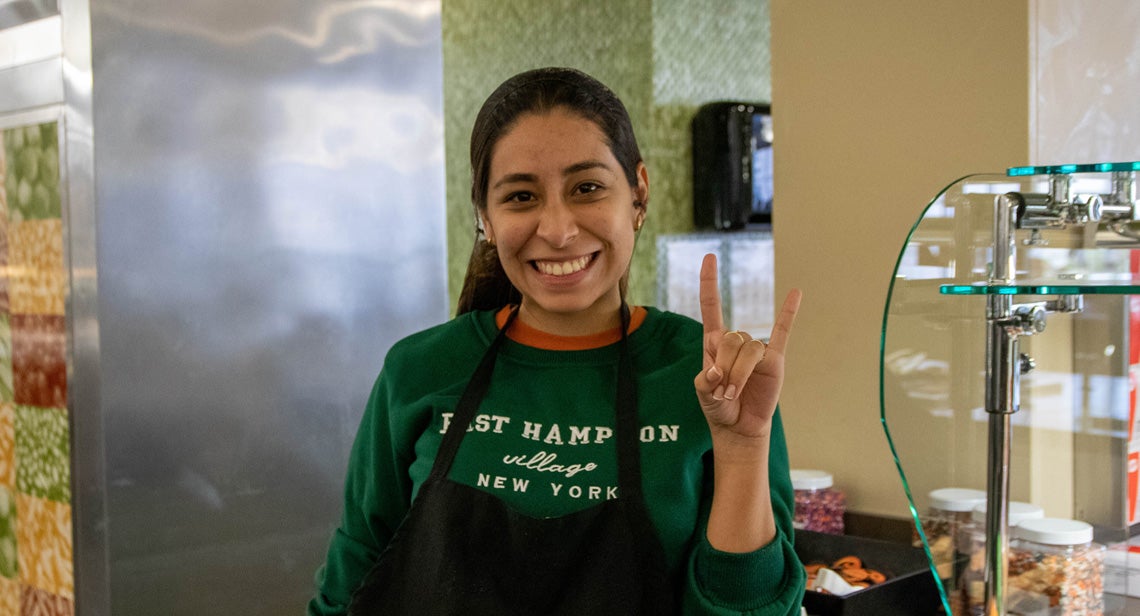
[347,307,677,615]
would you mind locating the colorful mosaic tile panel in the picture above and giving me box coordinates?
[0,575,17,614]
[0,486,15,579]
[0,403,12,488]
[0,222,8,316]
[8,220,64,316]
[2,121,73,616]
[0,274,8,316]
[14,406,68,504]
[20,583,72,616]
[0,137,7,205]
[0,315,12,403]
[0,143,8,316]
[3,124,61,223]
[10,315,66,410]
[16,494,71,600]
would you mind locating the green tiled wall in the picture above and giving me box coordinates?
[442,0,770,311]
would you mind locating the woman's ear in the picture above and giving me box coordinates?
[634,162,649,213]
[480,216,495,246]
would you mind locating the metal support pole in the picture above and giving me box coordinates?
[982,193,1023,616]
[984,412,1013,616]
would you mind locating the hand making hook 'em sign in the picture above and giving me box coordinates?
[693,253,802,445]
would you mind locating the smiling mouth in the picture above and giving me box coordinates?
[533,253,595,276]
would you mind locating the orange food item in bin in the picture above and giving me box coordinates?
[831,555,862,570]
[803,554,890,594]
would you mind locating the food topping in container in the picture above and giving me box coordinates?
[791,469,846,535]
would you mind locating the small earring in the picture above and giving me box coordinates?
[634,217,644,232]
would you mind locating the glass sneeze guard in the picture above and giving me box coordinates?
[881,162,1140,616]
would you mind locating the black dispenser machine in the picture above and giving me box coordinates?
[691,101,773,230]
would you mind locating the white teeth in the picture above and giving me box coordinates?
[537,255,591,276]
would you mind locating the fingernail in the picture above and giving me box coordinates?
[723,384,737,400]
[707,366,722,382]
[713,385,725,400]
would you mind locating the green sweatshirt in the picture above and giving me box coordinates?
[309,307,806,615]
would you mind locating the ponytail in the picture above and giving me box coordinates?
[456,236,520,315]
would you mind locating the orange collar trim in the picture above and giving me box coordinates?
[494,306,648,351]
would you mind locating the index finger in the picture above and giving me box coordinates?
[698,253,725,334]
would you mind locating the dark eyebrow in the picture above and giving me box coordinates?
[491,173,537,190]
[563,160,612,176]
[490,160,615,190]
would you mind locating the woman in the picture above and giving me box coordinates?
[309,67,806,615]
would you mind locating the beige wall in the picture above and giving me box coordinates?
[771,2,1029,518]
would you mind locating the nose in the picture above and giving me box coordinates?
[535,196,578,248]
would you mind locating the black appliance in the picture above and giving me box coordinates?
[691,101,773,230]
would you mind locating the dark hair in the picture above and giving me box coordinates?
[456,67,644,315]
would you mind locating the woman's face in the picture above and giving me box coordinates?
[482,108,647,336]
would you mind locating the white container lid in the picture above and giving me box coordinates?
[971,501,1046,526]
[790,469,833,490]
[1014,518,1094,545]
[929,488,987,512]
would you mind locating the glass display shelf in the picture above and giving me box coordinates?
[1008,161,1140,176]
[941,273,1140,295]
[880,162,1140,615]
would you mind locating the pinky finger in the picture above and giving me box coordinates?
[766,289,802,355]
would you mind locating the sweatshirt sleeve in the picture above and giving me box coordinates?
[308,370,415,616]
[682,409,807,615]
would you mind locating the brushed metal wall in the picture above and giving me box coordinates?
[86,0,446,613]
[0,0,57,29]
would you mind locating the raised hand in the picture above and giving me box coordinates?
[693,253,802,447]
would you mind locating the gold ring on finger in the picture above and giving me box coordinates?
[745,338,768,356]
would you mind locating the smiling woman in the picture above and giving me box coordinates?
[457,68,649,320]
[479,108,647,336]
[309,67,807,616]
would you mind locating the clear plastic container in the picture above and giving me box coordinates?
[953,501,1046,616]
[916,488,987,580]
[1007,518,1105,615]
[790,469,845,535]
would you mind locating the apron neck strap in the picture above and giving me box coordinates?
[429,307,519,481]
[613,304,645,500]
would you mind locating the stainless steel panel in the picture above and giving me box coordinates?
[0,15,61,70]
[0,0,57,29]
[0,57,63,111]
[88,1,445,614]
[60,0,106,610]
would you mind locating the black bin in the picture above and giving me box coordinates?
[796,531,944,616]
